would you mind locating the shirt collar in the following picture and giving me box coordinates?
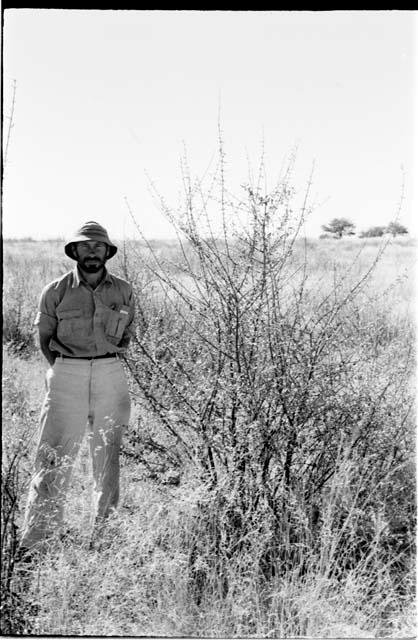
[71,265,112,288]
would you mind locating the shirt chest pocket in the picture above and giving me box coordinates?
[57,309,86,337]
[105,306,130,341]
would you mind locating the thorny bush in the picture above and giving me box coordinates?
[122,145,415,600]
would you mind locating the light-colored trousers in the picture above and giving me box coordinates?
[20,356,131,551]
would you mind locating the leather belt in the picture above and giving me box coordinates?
[59,354,117,360]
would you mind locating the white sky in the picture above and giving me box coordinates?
[2,10,417,241]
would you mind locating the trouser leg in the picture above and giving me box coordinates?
[20,362,89,551]
[88,359,130,522]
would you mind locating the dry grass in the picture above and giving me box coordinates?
[1,237,416,637]
[3,377,415,636]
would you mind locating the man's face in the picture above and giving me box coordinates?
[74,241,108,273]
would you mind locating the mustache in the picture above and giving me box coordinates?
[78,257,106,272]
[82,257,105,263]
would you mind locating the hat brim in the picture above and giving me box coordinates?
[65,238,117,260]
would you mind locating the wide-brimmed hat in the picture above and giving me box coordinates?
[64,221,118,260]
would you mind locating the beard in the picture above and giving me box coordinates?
[77,256,107,273]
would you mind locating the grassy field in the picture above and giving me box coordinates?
[2,235,416,637]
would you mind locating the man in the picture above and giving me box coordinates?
[20,221,135,553]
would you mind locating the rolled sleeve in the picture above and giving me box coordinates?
[34,284,58,333]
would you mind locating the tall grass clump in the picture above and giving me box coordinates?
[123,139,415,633]
[3,243,71,357]
[1,434,34,634]
[2,261,37,356]
[1,353,43,634]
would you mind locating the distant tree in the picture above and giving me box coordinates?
[386,221,408,237]
[359,226,386,238]
[321,217,356,239]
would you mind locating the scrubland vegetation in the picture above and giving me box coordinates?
[2,151,416,636]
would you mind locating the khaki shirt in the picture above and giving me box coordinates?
[34,266,135,357]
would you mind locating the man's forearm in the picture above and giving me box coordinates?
[38,334,57,366]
